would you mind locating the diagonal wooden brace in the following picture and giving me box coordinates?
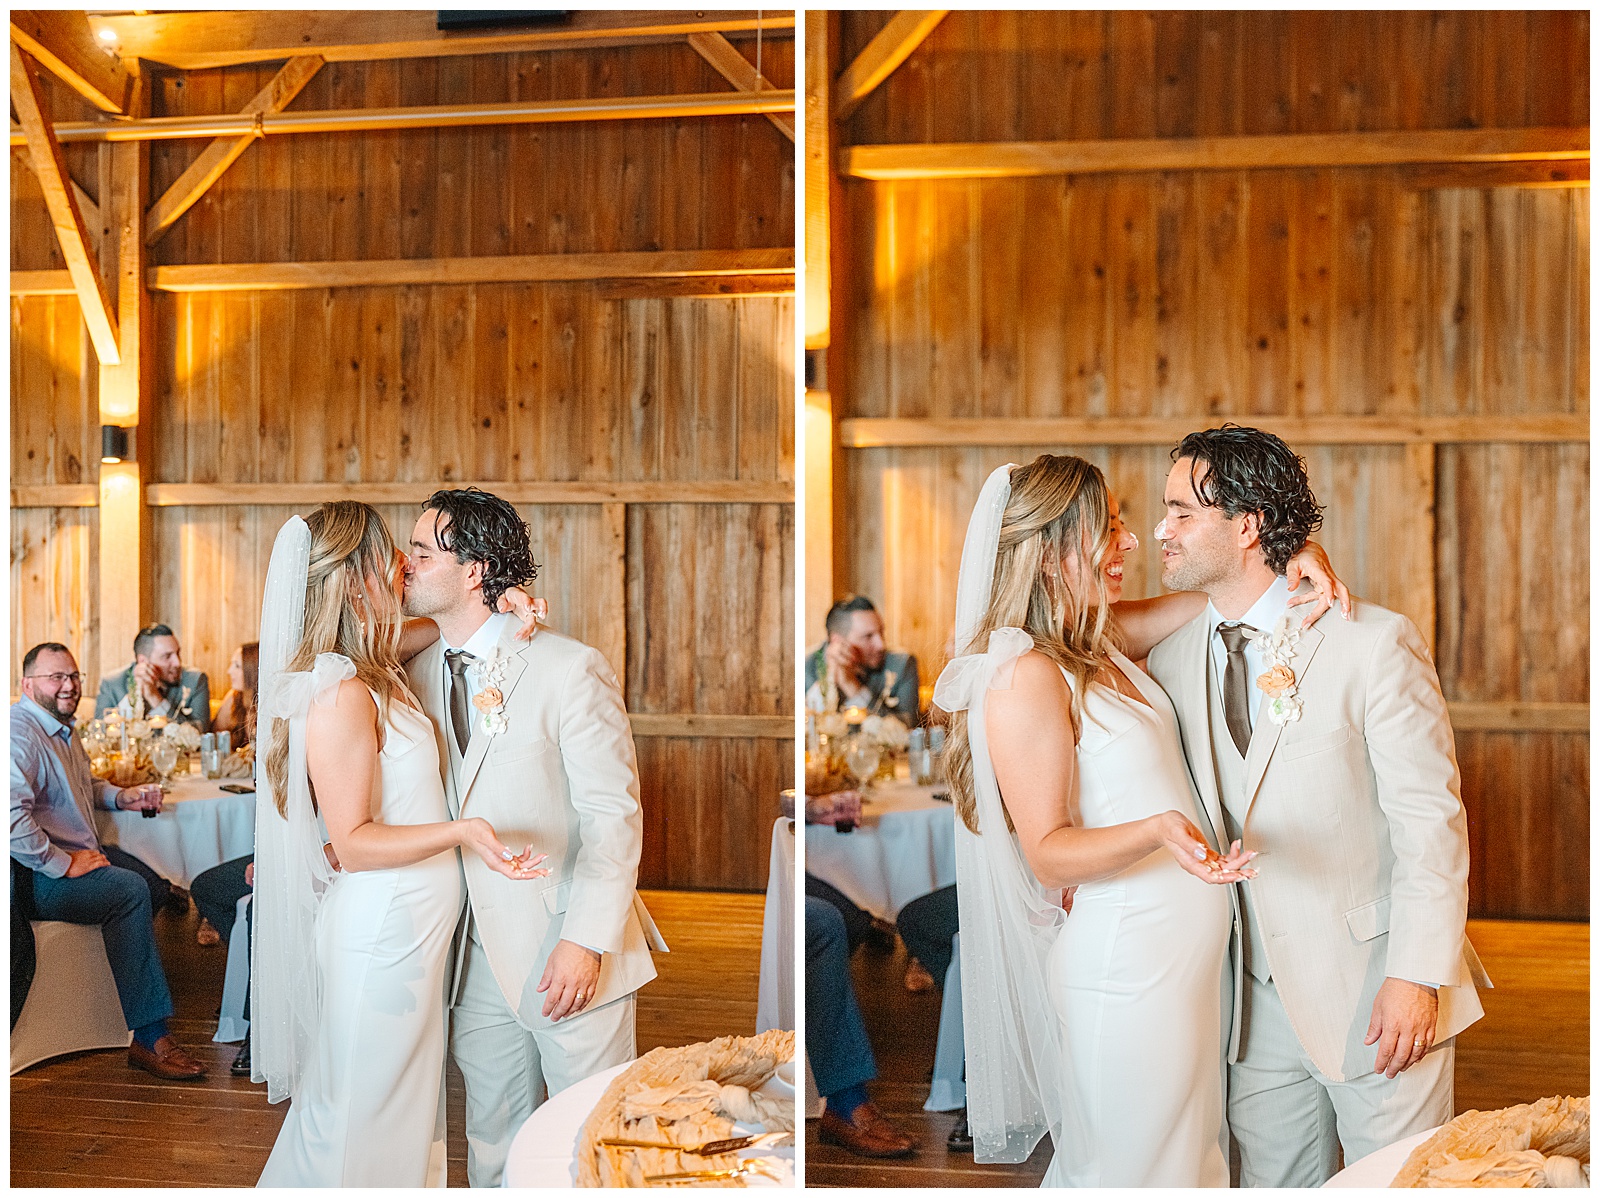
[11,40,119,363]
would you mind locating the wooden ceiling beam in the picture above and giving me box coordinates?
[833,10,947,123]
[686,32,793,143]
[9,9,130,114]
[10,42,119,363]
[843,127,1590,180]
[93,10,794,70]
[839,415,1590,448]
[11,90,796,145]
[145,248,795,293]
[145,55,324,246]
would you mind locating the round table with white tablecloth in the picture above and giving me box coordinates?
[502,1059,797,1188]
[1323,1127,1439,1187]
[802,778,955,922]
[93,774,255,888]
[756,818,795,1034]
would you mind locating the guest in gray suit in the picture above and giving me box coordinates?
[804,596,921,723]
[94,623,211,731]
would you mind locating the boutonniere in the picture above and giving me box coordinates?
[880,669,900,710]
[471,647,510,736]
[1243,615,1304,726]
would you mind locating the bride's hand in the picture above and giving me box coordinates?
[457,817,550,880]
[1285,540,1352,625]
[1150,812,1257,884]
[497,588,547,642]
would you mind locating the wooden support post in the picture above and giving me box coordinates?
[803,9,830,349]
[11,41,120,364]
[822,13,854,606]
[145,55,323,244]
[95,113,152,693]
[1402,442,1437,654]
[686,31,793,142]
[598,503,629,686]
[804,390,835,643]
[832,10,947,122]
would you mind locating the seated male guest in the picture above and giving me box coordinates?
[803,788,895,958]
[95,623,211,731]
[808,896,917,1158]
[804,596,921,722]
[11,643,206,1080]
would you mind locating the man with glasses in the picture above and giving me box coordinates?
[94,624,211,730]
[10,642,206,1080]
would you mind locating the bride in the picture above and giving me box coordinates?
[934,456,1344,1187]
[252,502,547,1187]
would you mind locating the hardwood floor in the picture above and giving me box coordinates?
[11,888,765,1188]
[804,918,1590,1188]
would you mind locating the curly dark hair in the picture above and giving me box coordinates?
[421,488,539,611]
[1172,425,1324,575]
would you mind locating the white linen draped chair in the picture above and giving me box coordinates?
[10,921,131,1074]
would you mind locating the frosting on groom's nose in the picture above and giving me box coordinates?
[1154,518,1173,541]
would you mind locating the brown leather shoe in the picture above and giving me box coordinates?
[128,1035,208,1081]
[818,1102,917,1158]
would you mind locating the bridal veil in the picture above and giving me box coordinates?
[932,463,1081,1166]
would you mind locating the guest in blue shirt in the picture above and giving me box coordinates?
[10,642,206,1081]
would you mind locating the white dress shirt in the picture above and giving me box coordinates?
[439,611,517,746]
[1205,575,1295,727]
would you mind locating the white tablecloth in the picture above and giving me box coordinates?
[803,779,955,921]
[502,1059,797,1187]
[1323,1127,1438,1187]
[94,775,255,888]
[756,818,795,1034]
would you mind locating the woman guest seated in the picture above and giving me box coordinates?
[197,643,256,948]
[212,642,258,749]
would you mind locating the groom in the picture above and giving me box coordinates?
[401,488,664,1187]
[1145,426,1489,1187]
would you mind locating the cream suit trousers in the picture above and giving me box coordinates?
[450,933,636,1188]
[1229,972,1455,1187]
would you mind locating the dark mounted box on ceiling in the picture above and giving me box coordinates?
[436,11,573,32]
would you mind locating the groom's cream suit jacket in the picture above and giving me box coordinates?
[407,619,663,1027]
[1147,596,1488,1084]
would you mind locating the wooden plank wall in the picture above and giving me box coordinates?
[831,11,1588,919]
[10,70,104,687]
[11,37,795,891]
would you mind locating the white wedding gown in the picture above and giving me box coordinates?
[259,697,464,1187]
[1041,652,1231,1187]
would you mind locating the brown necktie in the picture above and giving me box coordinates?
[446,650,474,754]
[1218,623,1256,757]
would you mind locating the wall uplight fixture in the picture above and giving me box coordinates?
[101,424,133,464]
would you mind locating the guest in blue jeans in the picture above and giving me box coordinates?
[9,643,206,1081]
[807,896,917,1158]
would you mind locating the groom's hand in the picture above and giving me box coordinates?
[1365,978,1439,1078]
[539,939,602,1021]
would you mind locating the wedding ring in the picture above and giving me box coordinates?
[1412,1038,1424,1048]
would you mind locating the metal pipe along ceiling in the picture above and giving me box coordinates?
[9,89,797,145]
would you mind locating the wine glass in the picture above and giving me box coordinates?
[150,737,179,785]
[843,736,881,792]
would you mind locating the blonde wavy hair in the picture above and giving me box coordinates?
[943,454,1124,835]
[264,501,417,816]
